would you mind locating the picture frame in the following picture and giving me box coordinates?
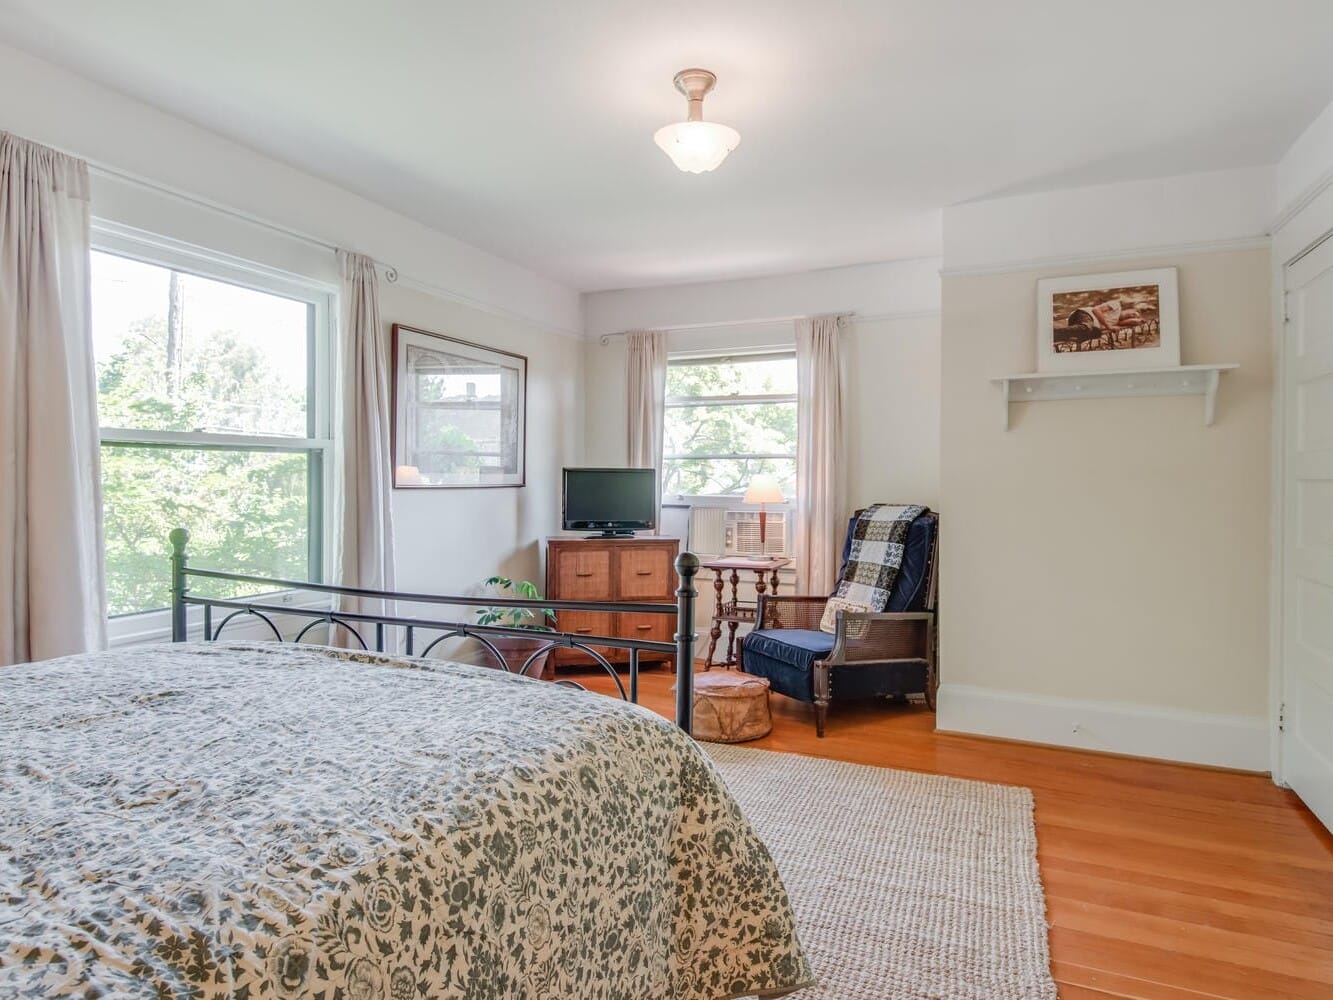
[391,324,527,488]
[1036,267,1180,373]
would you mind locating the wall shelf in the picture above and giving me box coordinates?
[990,364,1239,430]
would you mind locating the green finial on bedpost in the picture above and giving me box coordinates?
[170,528,190,643]
[674,551,700,736]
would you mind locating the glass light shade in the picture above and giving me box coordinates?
[744,475,785,505]
[653,120,741,173]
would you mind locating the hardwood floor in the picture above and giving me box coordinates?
[575,665,1333,999]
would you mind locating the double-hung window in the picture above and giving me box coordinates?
[91,231,334,618]
[663,352,797,556]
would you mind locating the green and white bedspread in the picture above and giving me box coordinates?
[0,642,812,998]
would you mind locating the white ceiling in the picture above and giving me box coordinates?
[2,1,1333,291]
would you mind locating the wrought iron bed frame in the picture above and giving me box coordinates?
[168,528,701,732]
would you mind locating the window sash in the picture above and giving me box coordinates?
[99,440,325,617]
[667,349,796,367]
[664,351,797,501]
[92,224,335,619]
[665,392,797,408]
[663,452,795,461]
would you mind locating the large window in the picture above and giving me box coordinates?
[663,353,797,500]
[92,238,332,616]
[664,352,798,558]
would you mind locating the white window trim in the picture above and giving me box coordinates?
[92,223,337,642]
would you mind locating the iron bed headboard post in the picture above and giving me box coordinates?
[674,552,700,735]
[170,527,190,642]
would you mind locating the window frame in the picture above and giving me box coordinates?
[91,222,337,628]
[663,349,798,504]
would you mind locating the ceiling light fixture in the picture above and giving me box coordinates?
[654,68,740,174]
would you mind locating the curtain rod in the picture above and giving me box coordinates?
[83,158,399,282]
[599,312,853,345]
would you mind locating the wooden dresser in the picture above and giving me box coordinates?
[545,536,680,669]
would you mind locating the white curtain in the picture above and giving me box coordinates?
[334,250,395,627]
[794,314,845,595]
[0,133,106,665]
[625,329,668,529]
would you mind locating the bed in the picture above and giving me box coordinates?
[0,641,814,997]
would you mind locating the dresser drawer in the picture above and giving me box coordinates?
[550,611,616,666]
[618,613,673,645]
[618,547,672,598]
[552,610,614,640]
[552,549,611,600]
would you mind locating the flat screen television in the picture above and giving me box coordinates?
[562,467,656,537]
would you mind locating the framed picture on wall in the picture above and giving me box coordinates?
[1036,267,1180,372]
[391,324,527,488]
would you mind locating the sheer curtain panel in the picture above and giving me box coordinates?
[0,133,106,665]
[625,329,668,529]
[794,314,846,595]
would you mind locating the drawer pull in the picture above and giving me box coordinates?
[575,571,596,578]
[635,569,654,576]
[635,624,653,631]
[575,628,593,634]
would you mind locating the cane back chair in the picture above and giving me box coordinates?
[739,510,938,737]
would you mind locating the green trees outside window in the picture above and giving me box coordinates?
[92,249,328,616]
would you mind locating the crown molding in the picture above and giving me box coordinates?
[940,236,1271,278]
[1272,164,1333,234]
[391,271,584,341]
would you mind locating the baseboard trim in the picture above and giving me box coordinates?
[935,683,1269,772]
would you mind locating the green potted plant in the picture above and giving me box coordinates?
[473,576,557,680]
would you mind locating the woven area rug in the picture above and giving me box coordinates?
[705,744,1057,1000]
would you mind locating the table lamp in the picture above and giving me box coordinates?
[743,475,785,548]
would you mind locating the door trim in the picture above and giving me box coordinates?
[1271,221,1333,789]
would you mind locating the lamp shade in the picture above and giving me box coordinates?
[653,120,741,174]
[743,475,785,505]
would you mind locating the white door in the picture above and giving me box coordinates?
[1281,235,1333,832]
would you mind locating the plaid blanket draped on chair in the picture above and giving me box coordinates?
[833,503,928,610]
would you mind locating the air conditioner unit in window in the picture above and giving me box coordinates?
[725,509,787,557]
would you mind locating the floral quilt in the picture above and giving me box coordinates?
[0,642,813,998]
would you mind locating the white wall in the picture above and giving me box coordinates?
[1276,98,1333,228]
[1,38,586,630]
[583,258,943,518]
[0,39,582,335]
[384,284,583,596]
[938,169,1277,771]
[943,166,1272,275]
[585,258,941,338]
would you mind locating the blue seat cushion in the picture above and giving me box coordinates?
[741,629,834,703]
[741,627,928,704]
[745,629,834,671]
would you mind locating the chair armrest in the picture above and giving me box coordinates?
[829,611,934,665]
[754,594,829,630]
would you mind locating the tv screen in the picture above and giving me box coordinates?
[562,468,656,536]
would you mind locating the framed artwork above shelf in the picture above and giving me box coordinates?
[990,364,1239,430]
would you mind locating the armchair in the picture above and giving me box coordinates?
[740,510,938,737]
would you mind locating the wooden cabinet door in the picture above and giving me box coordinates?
[552,548,611,600]
[618,546,672,599]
